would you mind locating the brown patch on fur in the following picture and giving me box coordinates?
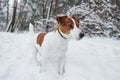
[57,16,74,34]
[37,33,46,46]
[56,16,67,26]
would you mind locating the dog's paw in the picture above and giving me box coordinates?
[58,68,65,75]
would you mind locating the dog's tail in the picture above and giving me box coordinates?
[29,23,34,34]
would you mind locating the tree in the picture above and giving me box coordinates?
[0,0,9,31]
[7,0,18,32]
[14,0,27,32]
[6,0,9,26]
[0,0,1,10]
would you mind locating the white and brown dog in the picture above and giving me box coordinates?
[30,15,84,74]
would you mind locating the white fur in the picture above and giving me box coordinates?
[40,31,69,74]
[68,18,81,40]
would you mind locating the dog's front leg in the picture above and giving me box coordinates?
[58,57,66,75]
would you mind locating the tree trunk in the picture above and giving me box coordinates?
[14,0,27,32]
[54,0,58,16]
[46,0,53,20]
[0,0,1,10]
[7,0,18,32]
[6,0,9,26]
[42,0,45,18]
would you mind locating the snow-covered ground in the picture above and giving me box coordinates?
[0,32,120,80]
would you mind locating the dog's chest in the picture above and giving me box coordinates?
[54,41,67,53]
[42,32,68,58]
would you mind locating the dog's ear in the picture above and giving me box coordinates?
[72,16,80,27]
[56,16,67,26]
[72,16,79,23]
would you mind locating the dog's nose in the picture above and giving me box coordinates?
[79,33,84,38]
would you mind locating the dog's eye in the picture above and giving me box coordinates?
[68,23,73,29]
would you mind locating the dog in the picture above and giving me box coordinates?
[30,15,84,74]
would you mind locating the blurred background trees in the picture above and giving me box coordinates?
[0,0,120,39]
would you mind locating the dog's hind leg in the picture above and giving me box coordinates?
[35,44,42,56]
[34,44,42,66]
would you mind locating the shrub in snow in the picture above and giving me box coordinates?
[32,18,56,33]
[67,0,120,39]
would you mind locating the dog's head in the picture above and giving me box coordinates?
[57,15,84,40]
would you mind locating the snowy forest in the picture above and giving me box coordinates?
[0,0,120,39]
[0,0,120,80]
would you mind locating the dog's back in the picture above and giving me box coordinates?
[29,23,46,46]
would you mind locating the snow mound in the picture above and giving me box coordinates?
[0,32,120,80]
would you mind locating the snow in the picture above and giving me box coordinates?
[0,32,120,80]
